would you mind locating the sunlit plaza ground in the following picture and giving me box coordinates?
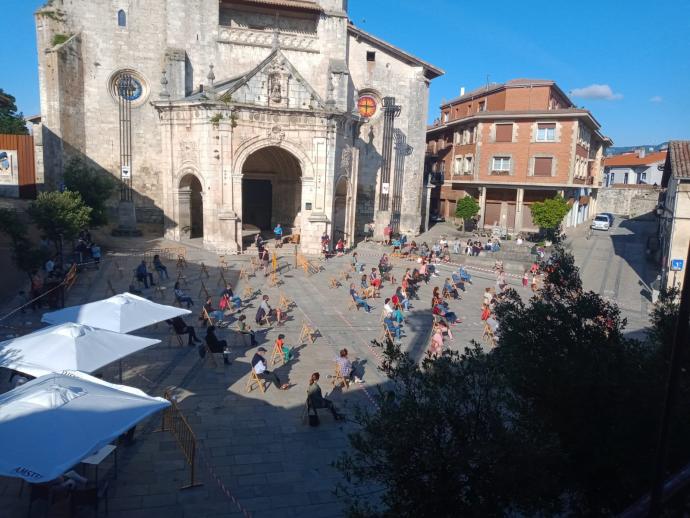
[0,216,656,517]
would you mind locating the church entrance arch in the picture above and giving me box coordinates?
[241,146,302,243]
[179,174,203,239]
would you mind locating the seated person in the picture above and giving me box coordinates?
[251,347,289,390]
[335,348,364,383]
[349,283,372,312]
[459,266,472,283]
[258,295,284,325]
[221,283,242,310]
[237,315,257,346]
[135,260,155,288]
[369,268,382,289]
[174,282,194,308]
[166,316,201,346]
[51,470,88,493]
[393,287,410,311]
[275,334,294,363]
[433,303,459,325]
[383,316,403,342]
[384,298,404,323]
[307,372,343,420]
[153,254,169,280]
[443,278,459,299]
[451,272,466,292]
[429,329,444,356]
[202,297,225,325]
[206,326,231,365]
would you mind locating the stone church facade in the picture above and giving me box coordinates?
[35,0,442,253]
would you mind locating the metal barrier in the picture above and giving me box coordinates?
[160,391,203,490]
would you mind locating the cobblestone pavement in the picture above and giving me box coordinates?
[0,234,517,518]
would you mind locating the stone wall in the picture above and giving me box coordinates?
[597,185,661,219]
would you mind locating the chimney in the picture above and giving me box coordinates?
[460,87,465,96]
[638,147,646,159]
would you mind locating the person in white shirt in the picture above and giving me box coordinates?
[251,347,289,390]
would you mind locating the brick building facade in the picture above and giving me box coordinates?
[425,79,612,233]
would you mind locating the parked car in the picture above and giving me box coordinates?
[591,215,611,231]
[599,213,615,226]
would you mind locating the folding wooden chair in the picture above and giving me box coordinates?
[201,307,216,327]
[200,262,210,279]
[268,272,280,287]
[217,269,228,287]
[483,323,496,347]
[204,343,219,368]
[168,328,184,347]
[442,288,452,301]
[339,270,350,282]
[176,270,188,288]
[198,280,210,300]
[243,285,254,299]
[153,283,167,301]
[258,312,272,327]
[276,291,289,308]
[245,368,267,393]
[271,340,285,367]
[239,266,250,282]
[332,362,349,390]
[250,257,261,274]
[218,255,229,272]
[380,323,395,343]
[329,277,340,289]
[379,309,388,324]
[176,254,187,269]
[348,296,359,311]
[105,278,117,297]
[299,321,316,344]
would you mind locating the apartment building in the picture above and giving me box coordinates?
[604,149,667,186]
[425,79,612,232]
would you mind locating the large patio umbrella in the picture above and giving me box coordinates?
[41,292,191,333]
[0,323,160,378]
[0,370,170,483]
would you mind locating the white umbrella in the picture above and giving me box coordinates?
[41,292,191,333]
[0,370,170,483]
[0,323,160,378]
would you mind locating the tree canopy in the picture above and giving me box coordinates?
[455,195,480,231]
[0,89,28,135]
[63,157,116,226]
[530,195,570,238]
[28,191,91,247]
[0,208,49,276]
[336,247,690,516]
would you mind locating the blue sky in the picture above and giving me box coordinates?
[3,0,689,146]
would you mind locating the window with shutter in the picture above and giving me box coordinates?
[536,123,556,142]
[495,124,513,143]
[533,157,553,176]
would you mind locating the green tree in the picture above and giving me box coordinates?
[0,89,28,135]
[529,195,570,240]
[335,340,556,517]
[63,157,116,226]
[28,191,91,252]
[454,195,480,231]
[0,208,49,278]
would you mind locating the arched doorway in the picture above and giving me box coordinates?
[179,174,203,239]
[333,176,349,244]
[242,146,302,243]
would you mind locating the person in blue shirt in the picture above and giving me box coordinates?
[136,260,155,288]
[274,223,283,247]
[349,283,372,312]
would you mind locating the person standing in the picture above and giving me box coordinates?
[522,270,529,288]
[383,223,393,245]
[251,347,289,390]
[321,232,331,259]
[273,223,283,247]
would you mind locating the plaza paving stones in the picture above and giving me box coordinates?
[3,218,657,517]
[0,232,508,517]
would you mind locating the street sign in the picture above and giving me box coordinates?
[381,182,390,195]
[671,259,684,271]
[121,165,131,179]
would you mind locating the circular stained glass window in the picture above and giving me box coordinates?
[118,76,143,101]
[358,95,378,118]
[108,69,148,106]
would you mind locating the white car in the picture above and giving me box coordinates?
[591,215,610,231]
